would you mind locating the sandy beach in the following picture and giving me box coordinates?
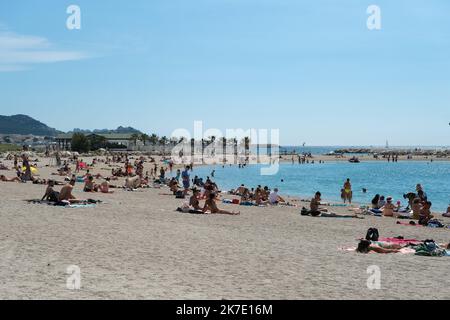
[0,155,449,300]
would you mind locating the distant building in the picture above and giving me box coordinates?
[55,133,135,150]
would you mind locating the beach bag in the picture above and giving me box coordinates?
[232,199,240,205]
[365,228,379,241]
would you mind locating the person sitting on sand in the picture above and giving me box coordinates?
[124,175,143,189]
[310,191,328,216]
[443,205,450,218]
[168,178,179,194]
[419,201,433,225]
[203,192,240,215]
[269,188,285,205]
[99,178,115,194]
[0,174,21,182]
[59,179,82,203]
[411,198,422,220]
[255,187,269,206]
[235,184,247,196]
[83,176,98,192]
[41,180,60,202]
[189,189,202,211]
[356,239,401,254]
[371,194,381,209]
[382,197,396,217]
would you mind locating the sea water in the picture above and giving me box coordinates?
[184,161,450,212]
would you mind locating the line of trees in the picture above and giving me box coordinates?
[71,133,127,153]
[71,132,252,155]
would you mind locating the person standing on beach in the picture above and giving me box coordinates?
[182,165,191,195]
[343,178,352,204]
[21,154,32,182]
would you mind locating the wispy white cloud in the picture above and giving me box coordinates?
[0,31,88,72]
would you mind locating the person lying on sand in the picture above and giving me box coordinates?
[203,192,240,215]
[0,174,21,182]
[356,239,401,254]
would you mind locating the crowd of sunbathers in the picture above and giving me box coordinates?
[361,183,449,224]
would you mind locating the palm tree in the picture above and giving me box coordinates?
[149,134,159,146]
[243,136,250,159]
[221,137,227,164]
[190,138,195,160]
[140,133,149,146]
[232,137,238,163]
[159,136,168,154]
[130,133,140,148]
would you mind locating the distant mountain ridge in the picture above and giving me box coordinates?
[0,114,143,136]
[0,114,61,136]
[70,126,142,135]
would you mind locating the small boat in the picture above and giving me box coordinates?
[349,157,360,163]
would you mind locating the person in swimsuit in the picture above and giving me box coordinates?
[59,179,83,203]
[189,189,202,211]
[83,176,98,192]
[203,192,240,215]
[343,178,352,204]
[310,192,328,216]
[99,178,116,193]
[419,201,433,225]
[411,198,422,220]
[41,180,60,202]
[0,174,21,182]
[356,239,401,254]
[382,196,396,217]
[443,205,450,218]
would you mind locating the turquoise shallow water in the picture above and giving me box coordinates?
[184,161,450,212]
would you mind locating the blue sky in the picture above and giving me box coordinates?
[0,0,449,146]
